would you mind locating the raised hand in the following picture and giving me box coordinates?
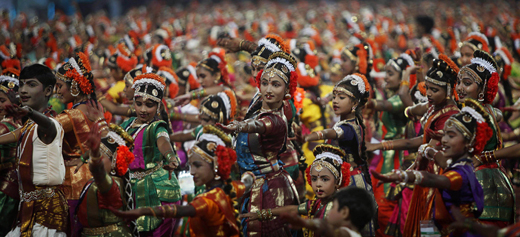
[217,38,242,53]
[5,104,31,119]
[172,94,191,108]
[370,170,401,185]
[215,122,238,134]
[86,122,102,158]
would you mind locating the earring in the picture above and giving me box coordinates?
[478,93,485,102]
[214,167,221,180]
[352,106,357,112]
[70,81,80,97]
[284,93,291,99]
[469,147,474,153]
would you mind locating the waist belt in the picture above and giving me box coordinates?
[130,162,163,180]
[20,186,57,202]
[83,223,120,235]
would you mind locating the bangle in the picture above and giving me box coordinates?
[412,170,423,185]
[474,155,483,164]
[399,170,409,185]
[514,128,520,138]
[199,89,206,98]
[400,80,410,87]
[316,131,324,140]
[149,207,156,217]
[90,154,102,162]
[80,155,88,163]
[191,91,197,100]
[9,131,17,141]
[424,147,437,160]
[372,99,378,109]
[98,96,106,102]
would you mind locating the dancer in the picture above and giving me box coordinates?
[120,72,181,236]
[111,125,245,237]
[218,51,300,236]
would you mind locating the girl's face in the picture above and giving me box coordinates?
[260,73,287,105]
[310,164,338,199]
[384,64,401,91]
[251,63,265,79]
[332,88,358,116]
[196,67,219,88]
[460,45,474,66]
[456,74,481,103]
[134,97,158,123]
[441,123,468,159]
[54,79,75,104]
[0,91,13,117]
[188,150,215,187]
[425,81,447,106]
[123,80,135,101]
[341,54,356,76]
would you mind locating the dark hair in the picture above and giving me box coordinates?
[55,53,99,104]
[198,57,220,75]
[19,64,56,90]
[334,186,376,231]
[415,15,434,35]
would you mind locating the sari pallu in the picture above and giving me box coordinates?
[297,198,334,237]
[122,118,181,232]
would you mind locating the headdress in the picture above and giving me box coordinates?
[341,42,373,75]
[305,144,351,188]
[190,125,236,180]
[199,90,237,124]
[176,63,201,92]
[291,39,319,69]
[55,52,94,96]
[124,65,154,86]
[150,44,173,69]
[493,47,514,80]
[444,99,492,155]
[100,124,135,176]
[157,66,179,98]
[334,73,371,100]
[0,45,21,71]
[132,73,166,103]
[198,51,229,85]
[251,34,290,68]
[256,51,298,99]
[424,54,459,100]
[461,32,490,52]
[0,68,19,94]
[414,82,428,104]
[457,50,499,103]
[115,43,138,73]
[387,53,415,72]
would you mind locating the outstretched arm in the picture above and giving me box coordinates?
[7,105,57,144]
[110,204,196,220]
[0,127,21,145]
[305,128,338,142]
[367,136,424,152]
[371,169,451,190]
[99,99,133,117]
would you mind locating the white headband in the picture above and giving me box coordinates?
[158,70,177,84]
[461,106,485,123]
[210,55,222,64]
[471,57,496,73]
[132,78,165,91]
[400,53,415,67]
[258,38,282,53]
[338,74,366,94]
[186,65,197,79]
[265,57,295,72]
[217,92,231,120]
[414,90,428,103]
[315,152,343,165]
[467,32,489,45]
[155,45,169,62]
[0,75,19,87]
[495,49,511,66]
[106,131,126,147]
[197,133,225,147]
[124,35,135,52]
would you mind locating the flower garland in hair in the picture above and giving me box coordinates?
[208,52,229,85]
[466,32,489,52]
[152,44,172,68]
[116,145,135,176]
[264,34,290,53]
[461,100,493,155]
[471,55,499,104]
[133,73,166,91]
[355,44,368,75]
[64,52,93,94]
[223,90,237,122]
[258,38,282,54]
[116,43,138,73]
[495,47,513,80]
[215,145,236,180]
[293,87,305,113]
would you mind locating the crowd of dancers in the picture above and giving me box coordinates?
[1,0,520,236]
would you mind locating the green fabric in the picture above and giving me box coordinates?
[285,164,300,182]
[0,121,17,163]
[121,118,181,232]
[48,97,65,114]
[0,192,18,236]
[381,95,407,140]
[475,168,515,221]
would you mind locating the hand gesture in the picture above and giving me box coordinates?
[238,212,259,221]
[215,122,238,134]
[217,38,242,53]
[109,207,144,221]
[280,213,309,230]
[172,94,192,107]
[5,105,31,119]
[370,170,401,186]
[87,122,102,158]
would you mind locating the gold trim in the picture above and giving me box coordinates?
[198,63,214,72]
[311,160,340,180]
[425,76,447,86]
[55,71,72,82]
[200,106,221,123]
[263,67,288,84]
[342,48,357,62]
[134,91,161,103]
[83,224,120,235]
[446,117,473,140]
[252,56,268,68]
[461,42,479,52]
[124,73,134,85]
[333,87,355,98]
[458,66,483,84]
[189,145,215,164]
[387,59,401,72]
[0,85,8,93]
